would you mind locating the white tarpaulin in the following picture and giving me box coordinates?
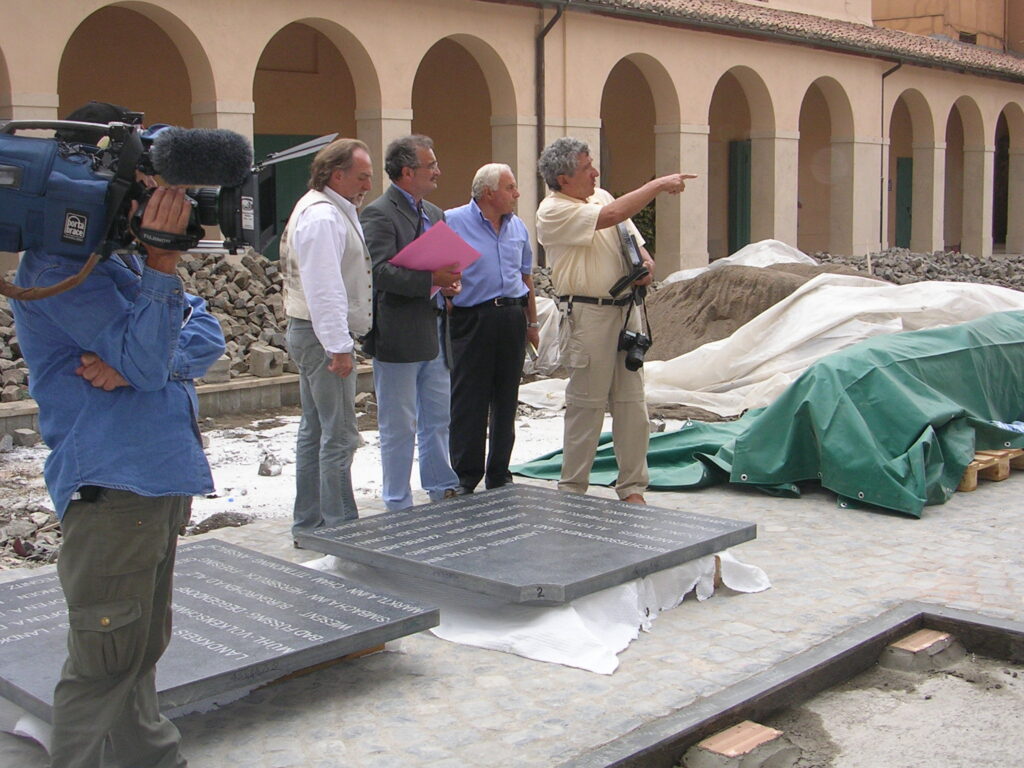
[306,552,769,675]
[661,238,817,285]
[520,273,1024,417]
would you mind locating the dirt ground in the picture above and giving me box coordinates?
[757,655,1024,768]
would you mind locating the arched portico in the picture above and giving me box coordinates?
[58,5,197,127]
[599,53,693,274]
[0,51,12,120]
[707,67,777,259]
[996,103,1024,254]
[887,88,941,253]
[798,77,856,255]
[945,96,991,257]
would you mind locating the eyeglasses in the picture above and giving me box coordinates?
[412,161,439,171]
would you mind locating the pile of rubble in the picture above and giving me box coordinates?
[0,291,25,403]
[814,248,1024,292]
[0,250,293,402]
[178,251,291,380]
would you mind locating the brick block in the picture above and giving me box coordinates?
[879,629,965,671]
[248,345,285,378]
[684,721,799,768]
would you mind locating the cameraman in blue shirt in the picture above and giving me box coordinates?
[10,102,225,768]
[446,164,538,493]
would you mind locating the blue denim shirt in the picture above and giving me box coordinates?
[445,200,532,307]
[11,249,226,517]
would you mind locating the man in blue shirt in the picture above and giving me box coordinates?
[446,164,538,493]
[10,103,225,768]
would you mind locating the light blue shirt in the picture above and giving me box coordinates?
[11,249,225,516]
[445,200,532,307]
[394,185,432,234]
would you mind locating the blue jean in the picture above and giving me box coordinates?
[287,319,359,537]
[373,323,459,511]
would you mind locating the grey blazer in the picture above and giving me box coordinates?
[360,184,449,364]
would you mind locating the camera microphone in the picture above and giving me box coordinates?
[149,127,253,187]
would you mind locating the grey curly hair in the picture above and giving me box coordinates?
[537,137,589,191]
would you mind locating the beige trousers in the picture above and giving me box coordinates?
[557,300,649,498]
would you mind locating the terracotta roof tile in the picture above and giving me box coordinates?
[554,0,1024,82]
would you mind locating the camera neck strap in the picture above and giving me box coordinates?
[621,287,653,344]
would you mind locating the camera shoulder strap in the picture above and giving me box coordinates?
[98,127,144,257]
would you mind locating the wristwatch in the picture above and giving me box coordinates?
[527,322,540,328]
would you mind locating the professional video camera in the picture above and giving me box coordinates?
[0,116,335,299]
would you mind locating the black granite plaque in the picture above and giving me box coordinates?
[298,485,756,605]
[0,539,438,723]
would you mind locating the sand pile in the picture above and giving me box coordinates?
[645,263,869,361]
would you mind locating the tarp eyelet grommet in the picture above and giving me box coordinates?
[1005,441,1012,448]
[857,491,865,499]
[740,473,748,481]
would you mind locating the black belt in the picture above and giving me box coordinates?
[558,294,632,307]
[454,296,528,310]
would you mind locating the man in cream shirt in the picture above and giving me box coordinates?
[281,138,374,541]
[536,136,693,504]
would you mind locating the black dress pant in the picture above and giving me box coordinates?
[449,303,528,491]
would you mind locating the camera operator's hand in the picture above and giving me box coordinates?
[328,352,353,379]
[134,186,191,274]
[76,353,129,391]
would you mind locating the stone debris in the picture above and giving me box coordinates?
[0,503,59,567]
[258,452,283,477]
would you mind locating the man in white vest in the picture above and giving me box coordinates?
[281,138,374,543]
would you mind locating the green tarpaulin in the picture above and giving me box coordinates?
[513,310,1024,517]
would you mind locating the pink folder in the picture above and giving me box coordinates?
[389,220,480,276]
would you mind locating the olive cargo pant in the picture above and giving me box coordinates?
[50,490,190,768]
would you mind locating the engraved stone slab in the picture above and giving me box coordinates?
[298,485,756,605]
[0,539,438,723]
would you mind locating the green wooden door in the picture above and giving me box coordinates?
[728,139,752,255]
[895,156,913,249]
[252,134,317,260]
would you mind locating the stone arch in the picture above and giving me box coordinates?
[798,77,856,255]
[0,48,11,120]
[945,96,990,257]
[251,20,379,258]
[99,2,214,114]
[57,3,211,127]
[411,36,506,210]
[995,101,1024,252]
[886,88,939,251]
[288,18,383,115]
[600,53,681,265]
[707,66,777,259]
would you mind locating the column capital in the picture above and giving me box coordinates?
[191,101,255,117]
[654,123,710,136]
[749,129,800,141]
[355,108,414,122]
[490,115,537,128]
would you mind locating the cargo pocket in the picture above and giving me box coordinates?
[558,313,590,369]
[559,312,591,400]
[66,598,142,679]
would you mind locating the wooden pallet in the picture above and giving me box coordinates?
[958,449,1024,492]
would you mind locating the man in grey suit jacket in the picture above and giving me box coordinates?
[360,135,462,510]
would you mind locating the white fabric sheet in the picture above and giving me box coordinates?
[519,272,1024,417]
[306,551,770,675]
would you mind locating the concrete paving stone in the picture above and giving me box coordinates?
[3,472,1024,767]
